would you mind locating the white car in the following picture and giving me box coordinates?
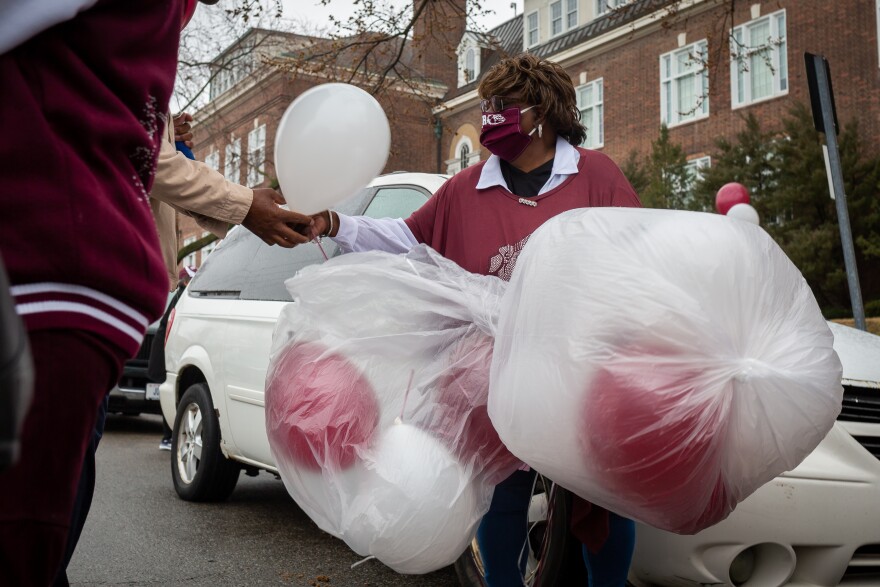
[160,173,880,586]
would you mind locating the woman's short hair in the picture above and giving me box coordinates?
[478,53,587,146]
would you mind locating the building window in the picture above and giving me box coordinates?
[200,231,217,260]
[458,37,483,87]
[447,136,476,175]
[182,236,196,268]
[204,150,220,172]
[551,0,577,36]
[683,156,711,204]
[567,0,578,29]
[660,40,709,127]
[247,124,266,187]
[465,47,476,83]
[551,1,563,36]
[595,0,629,17]
[730,9,787,108]
[527,11,539,47]
[224,138,241,183]
[577,78,604,149]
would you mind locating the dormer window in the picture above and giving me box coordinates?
[526,11,539,47]
[551,0,579,37]
[595,0,631,18]
[465,48,476,83]
[457,34,484,87]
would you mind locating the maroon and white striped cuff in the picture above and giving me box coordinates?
[12,282,149,357]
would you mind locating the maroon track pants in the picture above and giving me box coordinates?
[0,330,125,587]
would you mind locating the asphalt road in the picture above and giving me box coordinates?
[68,414,459,586]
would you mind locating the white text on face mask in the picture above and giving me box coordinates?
[482,113,507,126]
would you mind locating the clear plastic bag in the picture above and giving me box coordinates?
[265,246,520,574]
[266,206,844,575]
[488,207,843,533]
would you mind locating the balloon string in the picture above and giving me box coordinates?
[397,370,416,424]
[314,236,329,261]
[350,555,375,569]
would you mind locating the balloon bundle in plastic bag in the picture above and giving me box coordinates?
[489,207,842,533]
[265,207,843,574]
[265,248,520,574]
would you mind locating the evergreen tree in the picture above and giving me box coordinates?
[640,125,692,210]
[692,113,777,214]
[695,104,880,312]
[619,149,649,197]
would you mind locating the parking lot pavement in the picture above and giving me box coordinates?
[68,414,459,586]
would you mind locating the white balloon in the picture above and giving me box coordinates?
[343,423,480,574]
[275,83,391,215]
[726,202,760,225]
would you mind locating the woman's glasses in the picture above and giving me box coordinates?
[479,96,523,113]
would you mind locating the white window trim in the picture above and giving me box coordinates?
[566,0,579,31]
[204,149,220,172]
[550,0,578,38]
[577,78,604,149]
[660,40,710,128]
[247,124,266,188]
[224,137,241,184]
[182,236,197,268]
[595,0,628,19]
[684,156,711,181]
[200,231,217,258]
[730,9,788,110]
[447,136,478,175]
[551,1,564,37]
[526,10,540,48]
[457,35,483,88]
[682,156,711,205]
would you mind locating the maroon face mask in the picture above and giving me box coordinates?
[480,105,537,162]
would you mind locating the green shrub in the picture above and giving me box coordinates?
[865,299,880,317]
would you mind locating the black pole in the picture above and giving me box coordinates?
[805,52,866,331]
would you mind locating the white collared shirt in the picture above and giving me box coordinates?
[475,136,581,195]
[334,136,582,253]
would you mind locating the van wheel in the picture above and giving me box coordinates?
[171,383,239,501]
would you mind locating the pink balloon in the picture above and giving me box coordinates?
[715,182,750,215]
[580,342,733,533]
[266,342,379,471]
[424,332,520,485]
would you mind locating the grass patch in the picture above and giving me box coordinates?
[831,317,880,336]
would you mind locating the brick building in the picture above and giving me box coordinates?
[178,0,880,267]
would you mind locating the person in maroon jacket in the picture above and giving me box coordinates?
[300,54,641,586]
[0,3,183,583]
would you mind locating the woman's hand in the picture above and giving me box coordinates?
[306,210,338,239]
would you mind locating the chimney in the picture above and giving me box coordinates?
[411,0,467,92]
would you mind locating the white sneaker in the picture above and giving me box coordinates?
[159,439,172,451]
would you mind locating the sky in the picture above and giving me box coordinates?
[281,0,524,33]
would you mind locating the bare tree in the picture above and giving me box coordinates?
[175,0,314,113]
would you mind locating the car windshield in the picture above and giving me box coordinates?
[188,186,375,302]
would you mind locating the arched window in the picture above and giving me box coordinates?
[465,48,476,83]
[459,143,471,170]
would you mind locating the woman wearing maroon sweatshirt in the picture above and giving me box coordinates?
[303,55,641,586]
